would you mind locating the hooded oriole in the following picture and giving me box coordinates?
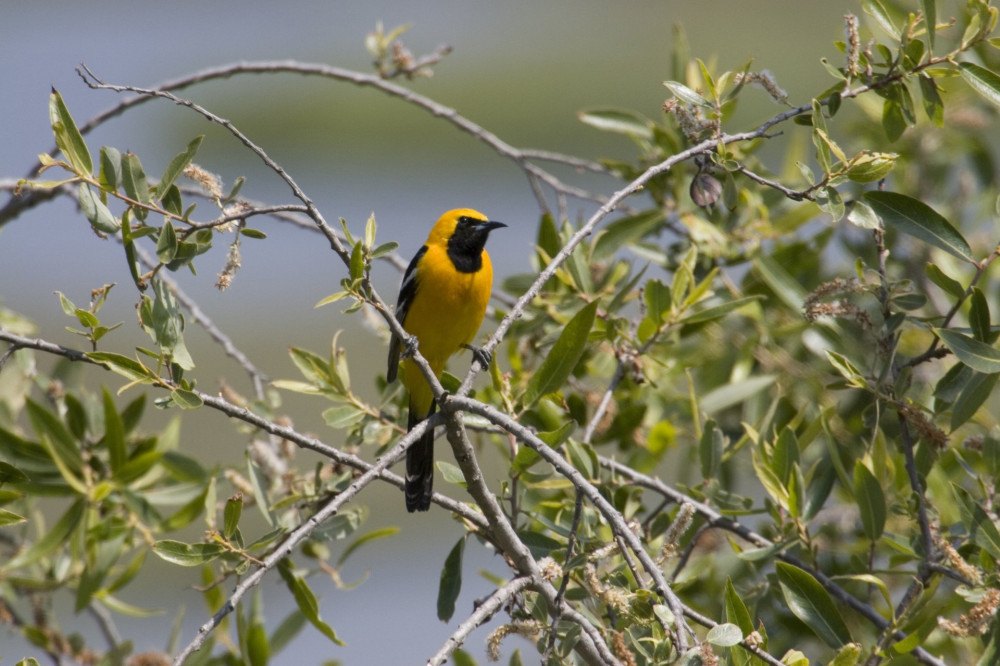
[387,208,505,512]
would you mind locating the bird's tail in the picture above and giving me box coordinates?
[404,399,436,512]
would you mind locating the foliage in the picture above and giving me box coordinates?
[2,1,1000,665]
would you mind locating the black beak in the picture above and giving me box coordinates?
[481,220,506,232]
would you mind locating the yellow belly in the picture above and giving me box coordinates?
[402,243,493,416]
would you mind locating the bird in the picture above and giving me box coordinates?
[387,208,505,512]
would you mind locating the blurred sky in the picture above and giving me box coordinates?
[2,1,858,663]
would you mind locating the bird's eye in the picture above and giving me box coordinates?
[457,215,484,226]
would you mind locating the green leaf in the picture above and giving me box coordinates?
[157,135,204,197]
[171,389,203,410]
[87,351,159,383]
[156,221,178,263]
[102,387,126,474]
[700,375,776,414]
[0,460,30,485]
[336,527,399,568]
[829,643,863,666]
[26,398,84,474]
[960,62,1000,108]
[922,0,937,49]
[935,328,1000,373]
[99,146,121,191]
[49,89,92,175]
[681,296,762,325]
[925,263,965,298]
[240,227,268,240]
[863,0,898,36]
[776,562,852,648]
[78,182,120,233]
[699,420,723,480]
[852,462,886,541]
[918,74,944,126]
[152,540,226,566]
[845,151,897,183]
[576,109,654,139]
[277,558,345,645]
[864,191,974,263]
[223,494,243,540]
[437,537,465,622]
[951,371,999,430]
[663,80,712,108]
[3,498,85,570]
[953,484,1000,560]
[724,578,755,635]
[121,151,151,220]
[706,623,743,647]
[0,508,27,527]
[969,287,991,342]
[592,209,665,260]
[523,300,599,406]
[882,98,907,142]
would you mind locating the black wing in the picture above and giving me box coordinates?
[386,245,426,382]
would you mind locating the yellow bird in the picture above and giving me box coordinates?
[387,209,505,512]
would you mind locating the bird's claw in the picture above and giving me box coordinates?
[462,343,492,370]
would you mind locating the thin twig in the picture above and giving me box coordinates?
[441,408,621,666]
[446,395,694,649]
[427,575,533,666]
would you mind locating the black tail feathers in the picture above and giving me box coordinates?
[404,400,436,512]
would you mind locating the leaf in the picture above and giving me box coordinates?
[960,62,1000,108]
[699,420,723,480]
[277,558,345,646]
[223,494,242,540]
[99,146,121,191]
[240,227,268,240]
[699,375,776,414]
[157,135,204,197]
[663,80,712,108]
[951,371,999,430]
[864,191,974,263]
[49,89,92,175]
[863,0,898,36]
[102,387,126,474]
[935,328,1000,373]
[437,537,465,622]
[681,296,762,325]
[153,540,225,566]
[0,460,29,485]
[523,300,599,406]
[776,562,852,648]
[592,209,664,260]
[852,462,886,541]
[922,0,936,49]
[3,498,86,570]
[969,287,991,342]
[78,182,120,233]
[156,221,178,263]
[925,263,965,298]
[121,151,151,220]
[845,151,897,183]
[0,508,27,527]
[577,108,654,139]
[918,74,944,126]
[953,484,1000,560]
[336,527,399,568]
[87,351,159,383]
[706,623,743,647]
[724,578,755,634]
[171,389,203,410]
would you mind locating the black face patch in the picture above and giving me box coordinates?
[447,217,493,273]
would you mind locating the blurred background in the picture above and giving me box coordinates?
[2,1,856,663]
